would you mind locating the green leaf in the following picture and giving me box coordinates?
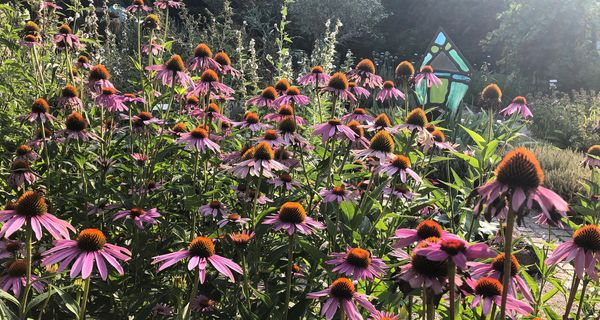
[0,290,19,307]
[543,305,561,320]
[459,125,485,147]
[52,285,79,317]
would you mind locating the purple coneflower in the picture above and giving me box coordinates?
[146,54,194,88]
[421,130,456,152]
[393,220,451,248]
[326,247,386,280]
[187,43,220,72]
[75,55,92,69]
[361,113,397,133]
[191,102,231,123]
[95,88,128,113]
[321,72,356,102]
[154,0,183,9]
[273,86,310,107]
[341,108,373,123]
[152,236,242,283]
[346,121,370,150]
[177,127,220,154]
[319,186,354,204]
[232,112,270,132]
[501,96,532,118]
[8,160,37,188]
[581,145,600,169]
[307,277,377,320]
[142,39,163,56]
[352,130,395,164]
[298,66,330,87]
[152,303,174,316]
[61,111,97,142]
[199,200,228,217]
[214,51,240,78]
[42,228,131,280]
[54,24,82,50]
[370,311,399,320]
[123,93,146,105]
[376,81,405,102]
[0,239,22,259]
[41,1,62,9]
[229,230,255,248]
[268,173,300,191]
[546,225,600,280]
[126,0,152,12]
[312,119,357,144]
[415,237,495,270]
[415,65,442,88]
[88,64,114,94]
[470,253,534,302]
[265,105,307,125]
[394,238,448,294]
[397,108,428,132]
[1,259,44,296]
[247,86,279,109]
[217,214,250,228]
[466,277,533,317]
[256,129,286,148]
[113,207,160,230]
[188,69,233,97]
[127,111,164,131]
[191,294,217,312]
[348,82,370,99]
[19,34,42,48]
[395,61,415,81]
[263,202,324,236]
[230,142,287,179]
[379,155,421,183]
[347,59,383,89]
[57,85,83,111]
[24,98,55,123]
[383,183,418,201]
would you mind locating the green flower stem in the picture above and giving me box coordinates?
[184,271,200,320]
[282,234,295,320]
[499,208,516,320]
[564,276,581,320]
[78,277,91,320]
[18,223,33,320]
[448,260,456,320]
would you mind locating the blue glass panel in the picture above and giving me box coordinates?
[434,32,446,45]
[435,72,451,77]
[451,74,471,81]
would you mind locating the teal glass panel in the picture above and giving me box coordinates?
[422,53,433,66]
[449,49,469,72]
[447,82,469,112]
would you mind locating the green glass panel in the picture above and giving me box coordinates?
[449,49,469,72]
[447,82,469,112]
[431,46,439,53]
[430,79,449,104]
[445,43,452,50]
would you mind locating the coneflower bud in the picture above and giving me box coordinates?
[143,14,160,30]
[166,54,185,72]
[275,79,290,92]
[395,61,415,79]
[194,43,212,58]
[31,98,50,114]
[66,111,87,132]
[405,108,428,127]
[200,69,219,83]
[58,24,72,34]
[356,59,376,74]
[482,84,502,102]
[495,147,544,189]
[327,72,349,90]
[89,64,111,81]
[214,52,231,66]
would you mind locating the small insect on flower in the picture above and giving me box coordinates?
[415,65,442,88]
[347,58,383,89]
[152,236,242,283]
[307,277,377,320]
[263,202,324,236]
[42,228,131,280]
[326,247,386,280]
[146,54,195,88]
[297,65,330,87]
